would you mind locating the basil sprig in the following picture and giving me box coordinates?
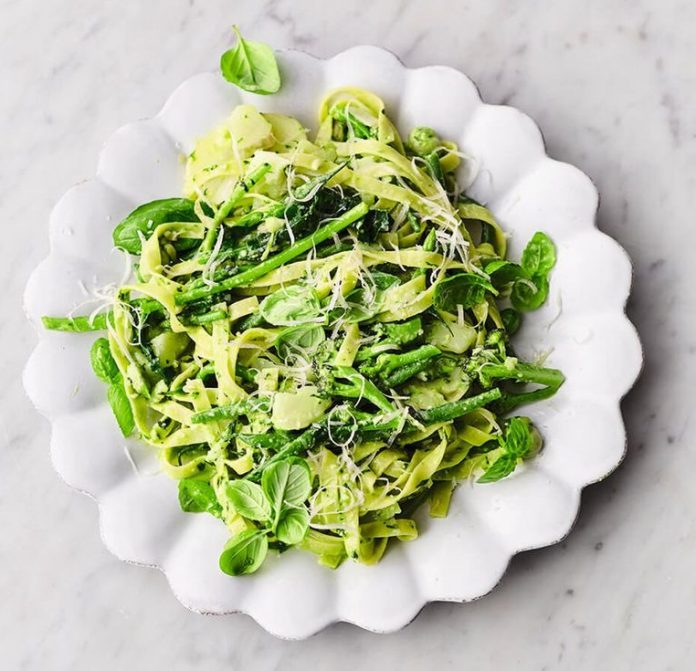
[220,26,281,95]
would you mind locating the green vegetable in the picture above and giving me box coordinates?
[407,127,441,156]
[260,285,321,326]
[276,507,310,545]
[331,106,374,139]
[226,480,271,521]
[191,398,270,424]
[220,26,281,95]
[89,337,134,437]
[246,429,319,482]
[418,388,502,424]
[90,338,120,383]
[511,276,549,311]
[434,273,497,312]
[179,479,223,517]
[503,417,540,459]
[478,361,565,413]
[262,458,312,526]
[42,314,109,332]
[511,232,557,312]
[184,309,228,326]
[328,366,396,413]
[521,232,556,277]
[484,260,525,287]
[175,201,369,304]
[106,382,135,437]
[478,453,517,483]
[199,162,272,258]
[113,198,198,254]
[425,150,445,186]
[478,417,540,483]
[360,345,441,387]
[219,529,269,576]
[275,324,325,359]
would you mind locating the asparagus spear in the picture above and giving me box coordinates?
[198,162,272,258]
[175,201,369,305]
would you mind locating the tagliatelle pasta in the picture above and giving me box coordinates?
[43,87,563,576]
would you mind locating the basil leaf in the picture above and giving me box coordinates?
[112,198,198,254]
[521,232,556,277]
[178,479,223,517]
[434,273,497,312]
[510,276,549,312]
[275,324,326,360]
[477,453,517,483]
[219,529,269,576]
[484,260,525,288]
[107,380,134,437]
[275,506,310,545]
[500,308,522,335]
[503,417,533,458]
[259,285,322,326]
[341,274,400,322]
[262,458,312,519]
[220,26,281,95]
[226,480,271,522]
[90,338,120,384]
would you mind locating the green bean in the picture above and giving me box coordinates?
[41,314,110,332]
[184,309,228,325]
[418,388,502,424]
[199,162,272,258]
[246,428,319,482]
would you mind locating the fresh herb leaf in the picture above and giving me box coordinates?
[477,452,517,483]
[178,479,223,517]
[511,276,549,311]
[261,458,312,522]
[510,232,556,311]
[106,381,134,437]
[220,26,281,95]
[259,285,322,326]
[90,338,120,384]
[275,324,326,360]
[112,198,198,254]
[226,480,271,522]
[521,232,556,277]
[434,273,497,312]
[484,260,525,287]
[219,529,269,576]
[275,506,310,545]
[503,417,534,458]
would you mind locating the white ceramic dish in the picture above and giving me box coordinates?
[23,46,642,638]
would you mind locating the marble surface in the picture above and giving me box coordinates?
[1,0,692,668]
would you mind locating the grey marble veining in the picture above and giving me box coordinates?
[1,0,693,668]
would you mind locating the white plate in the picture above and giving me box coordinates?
[23,46,642,638]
